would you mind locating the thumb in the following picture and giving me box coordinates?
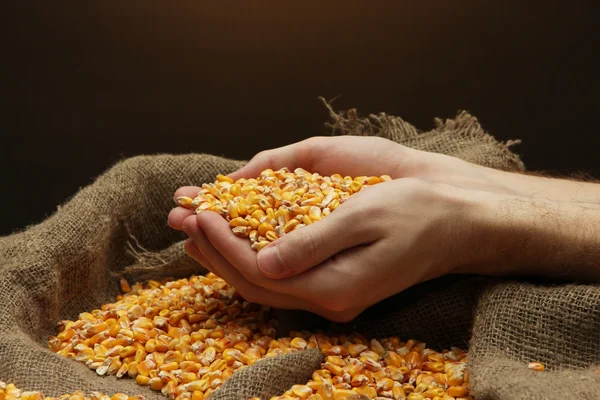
[256,206,378,279]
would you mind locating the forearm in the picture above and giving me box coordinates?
[414,150,600,203]
[460,191,600,282]
[488,167,600,203]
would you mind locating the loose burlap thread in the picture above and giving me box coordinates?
[1,102,599,400]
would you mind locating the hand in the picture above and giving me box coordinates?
[169,136,495,321]
[170,135,600,320]
[173,176,482,322]
[229,135,517,194]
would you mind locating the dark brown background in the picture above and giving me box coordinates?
[1,1,599,236]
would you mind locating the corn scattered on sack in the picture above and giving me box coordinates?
[2,103,600,400]
[49,274,471,400]
[0,381,143,400]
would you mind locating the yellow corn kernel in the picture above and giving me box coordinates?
[217,174,234,184]
[176,196,194,208]
[247,204,261,215]
[137,359,155,376]
[256,241,270,251]
[423,388,445,398]
[237,197,248,215]
[528,362,545,372]
[265,230,279,242]
[447,386,468,397]
[275,208,290,225]
[376,378,394,391]
[119,278,131,294]
[135,375,151,385]
[149,377,164,391]
[291,385,313,399]
[349,181,362,193]
[392,386,407,400]
[251,209,266,220]
[118,345,135,358]
[354,385,377,398]
[192,391,204,400]
[413,382,428,394]
[21,392,43,400]
[258,222,274,236]
[317,382,334,400]
[229,217,250,228]
[283,219,300,233]
[329,199,340,210]
[186,378,209,392]
[159,361,179,371]
[324,362,343,376]
[333,389,359,400]
[290,337,307,350]
[249,218,261,230]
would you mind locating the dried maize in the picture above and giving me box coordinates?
[49,274,472,400]
[0,382,143,400]
[527,362,544,372]
[176,169,393,251]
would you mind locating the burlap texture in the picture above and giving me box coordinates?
[1,102,599,400]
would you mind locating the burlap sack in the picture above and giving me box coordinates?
[1,102,599,400]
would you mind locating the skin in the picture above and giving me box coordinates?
[168,136,600,322]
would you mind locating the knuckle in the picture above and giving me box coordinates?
[282,228,319,269]
[238,289,259,304]
[239,266,268,287]
[320,289,355,312]
[253,149,275,166]
[329,309,360,323]
[300,229,320,267]
[303,136,327,146]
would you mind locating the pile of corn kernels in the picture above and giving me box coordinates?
[176,168,392,251]
[48,274,472,400]
[0,381,142,400]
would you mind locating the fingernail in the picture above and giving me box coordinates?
[257,245,285,277]
[181,215,195,231]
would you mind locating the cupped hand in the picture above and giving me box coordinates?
[168,136,505,321]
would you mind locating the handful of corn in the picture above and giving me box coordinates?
[176,168,392,251]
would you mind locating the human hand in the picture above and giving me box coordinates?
[230,135,521,196]
[169,136,498,321]
[174,176,483,321]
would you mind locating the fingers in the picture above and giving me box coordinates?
[195,211,257,268]
[182,213,369,322]
[273,243,380,313]
[183,213,310,309]
[183,238,218,276]
[195,204,379,313]
[173,186,202,202]
[168,207,194,230]
[169,186,202,230]
[229,136,411,181]
[256,206,379,279]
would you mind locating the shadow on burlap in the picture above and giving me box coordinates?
[1,100,599,400]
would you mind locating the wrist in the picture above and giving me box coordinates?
[445,189,541,277]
